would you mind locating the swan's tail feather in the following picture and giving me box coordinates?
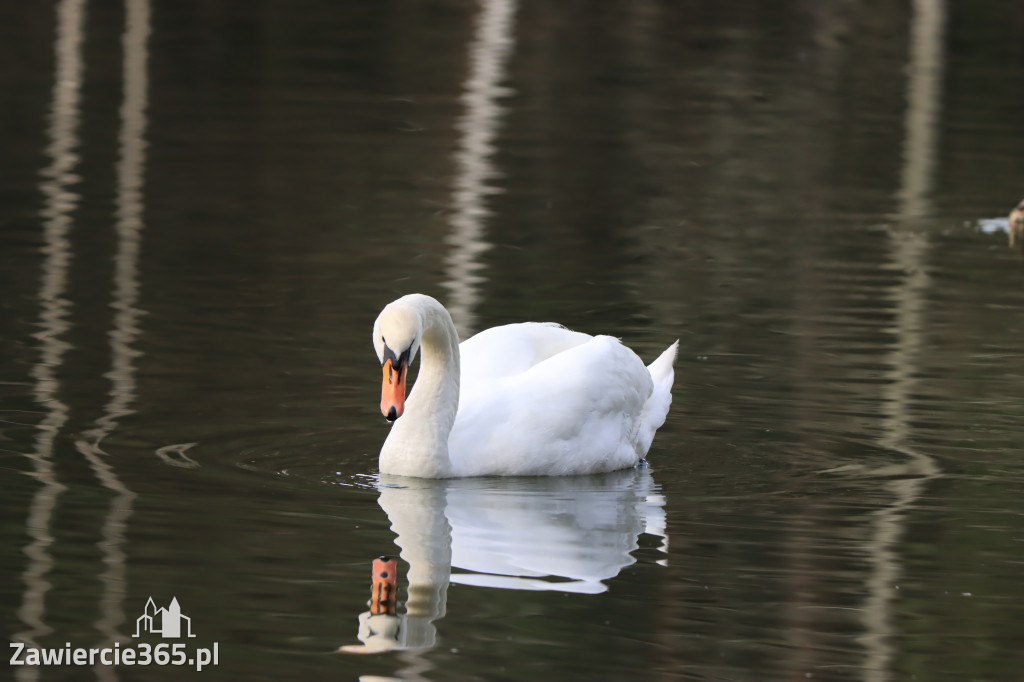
[647,340,678,389]
[637,340,678,458]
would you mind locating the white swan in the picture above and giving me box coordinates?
[372,294,678,478]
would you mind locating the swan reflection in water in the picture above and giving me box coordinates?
[340,467,667,654]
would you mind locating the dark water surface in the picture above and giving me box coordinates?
[4,1,1024,680]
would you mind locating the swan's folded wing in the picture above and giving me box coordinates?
[458,322,593,390]
[448,335,653,476]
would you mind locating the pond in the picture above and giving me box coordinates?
[3,1,1024,680]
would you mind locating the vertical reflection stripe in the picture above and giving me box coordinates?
[74,1,150,678]
[16,1,87,678]
[860,2,946,680]
[443,0,518,338]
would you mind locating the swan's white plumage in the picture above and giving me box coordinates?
[374,294,677,478]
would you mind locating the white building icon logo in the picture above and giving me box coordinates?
[132,597,196,638]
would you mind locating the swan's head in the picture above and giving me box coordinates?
[373,300,422,422]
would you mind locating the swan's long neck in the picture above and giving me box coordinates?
[380,297,461,478]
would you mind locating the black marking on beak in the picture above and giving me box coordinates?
[382,343,411,380]
[385,406,398,422]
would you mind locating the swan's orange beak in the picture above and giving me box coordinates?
[381,358,406,422]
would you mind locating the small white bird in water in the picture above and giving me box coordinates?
[372,294,678,478]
